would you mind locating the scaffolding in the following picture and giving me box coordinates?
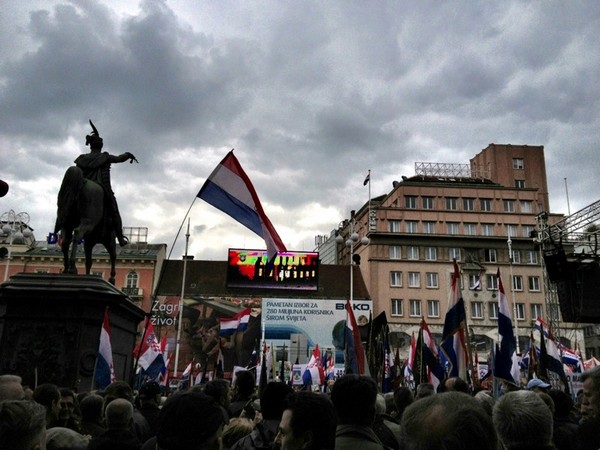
[415,162,491,180]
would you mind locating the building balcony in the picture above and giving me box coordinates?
[121,287,143,298]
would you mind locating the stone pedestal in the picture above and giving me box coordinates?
[0,273,145,391]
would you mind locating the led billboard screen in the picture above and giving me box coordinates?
[227,249,319,291]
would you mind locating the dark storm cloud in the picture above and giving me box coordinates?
[0,0,599,259]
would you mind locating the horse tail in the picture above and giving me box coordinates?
[55,166,84,232]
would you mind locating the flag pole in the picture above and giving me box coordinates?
[174,218,191,378]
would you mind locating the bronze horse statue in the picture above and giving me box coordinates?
[55,120,137,284]
[55,166,119,284]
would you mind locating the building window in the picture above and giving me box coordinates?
[511,250,521,264]
[391,299,403,317]
[422,196,434,209]
[506,224,518,237]
[447,222,459,235]
[449,247,461,261]
[482,224,494,236]
[408,272,421,288]
[389,245,401,260]
[480,198,492,212]
[515,303,525,321]
[446,197,458,210]
[471,302,484,319]
[489,302,499,320]
[521,200,533,213]
[470,273,483,290]
[425,247,437,261]
[526,251,539,264]
[126,271,139,288]
[522,225,535,238]
[423,221,436,234]
[529,276,541,292]
[409,300,422,317]
[484,249,497,263]
[406,221,418,233]
[512,275,523,291]
[515,180,526,189]
[463,198,475,211]
[504,200,516,213]
[388,220,401,232]
[427,300,440,318]
[405,196,417,209]
[531,303,543,320]
[513,158,524,169]
[407,246,419,260]
[487,274,498,290]
[464,223,477,236]
[426,272,439,288]
[390,271,402,287]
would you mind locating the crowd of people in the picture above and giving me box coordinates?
[1,366,600,450]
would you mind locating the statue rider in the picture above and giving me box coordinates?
[75,120,137,246]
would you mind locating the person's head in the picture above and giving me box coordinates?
[415,382,435,399]
[138,381,162,405]
[45,427,90,450]
[32,383,61,423]
[0,400,47,450]
[331,374,377,426]
[493,390,553,449]
[526,378,551,393]
[103,381,134,408]
[401,391,497,450]
[547,388,574,419]
[536,391,555,416]
[79,394,104,422]
[203,379,231,410]
[581,365,600,421]
[375,393,387,415]
[232,370,255,401]
[393,386,414,420]
[105,398,134,430]
[58,388,77,422]
[0,374,25,401]
[474,390,495,417]
[222,417,254,449]
[275,391,337,450]
[260,382,294,421]
[440,376,470,394]
[156,391,225,450]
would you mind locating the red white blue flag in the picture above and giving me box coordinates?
[198,150,287,260]
[494,269,520,385]
[219,308,252,337]
[95,308,116,389]
[303,344,325,386]
[134,318,163,370]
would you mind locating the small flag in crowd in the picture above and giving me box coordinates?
[494,269,520,385]
[95,308,116,389]
[133,318,163,371]
[219,308,252,337]
[303,344,325,386]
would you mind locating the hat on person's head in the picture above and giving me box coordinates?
[139,381,162,399]
[526,378,551,390]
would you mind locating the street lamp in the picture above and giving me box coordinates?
[336,211,369,303]
[1,210,32,282]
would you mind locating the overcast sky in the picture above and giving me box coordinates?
[1,1,598,260]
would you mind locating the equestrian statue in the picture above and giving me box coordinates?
[54,120,137,284]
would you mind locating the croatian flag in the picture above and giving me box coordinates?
[344,300,368,375]
[441,260,469,380]
[95,308,116,389]
[198,150,287,260]
[134,319,163,370]
[421,319,445,391]
[303,344,325,386]
[219,308,252,337]
[404,332,415,380]
[494,269,520,385]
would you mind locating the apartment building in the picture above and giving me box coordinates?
[328,144,583,357]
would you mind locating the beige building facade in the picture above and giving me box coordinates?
[329,144,583,359]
